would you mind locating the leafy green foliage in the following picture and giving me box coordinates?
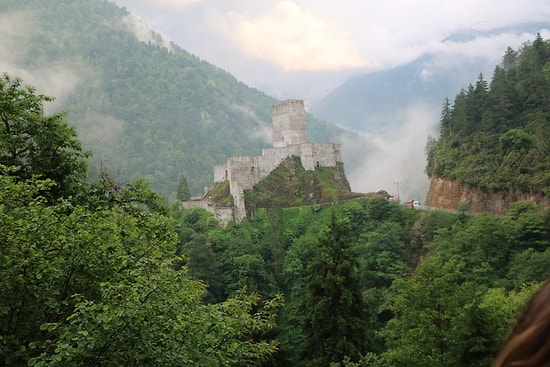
[3,156,549,367]
[0,169,281,366]
[426,35,550,195]
[0,15,550,367]
[0,73,88,199]
[380,256,535,367]
[383,257,467,367]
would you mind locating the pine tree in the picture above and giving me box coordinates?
[299,212,371,366]
[177,173,191,201]
[440,97,453,138]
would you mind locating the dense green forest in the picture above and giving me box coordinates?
[426,34,550,196]
[2,65,550,366]
[0,73,283,366]
[0,0,341,198]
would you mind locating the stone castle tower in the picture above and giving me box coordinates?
[272,99,307,148]
[183,99,344,225]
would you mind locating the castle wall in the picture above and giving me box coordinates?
[216,143,342,189]
[181,200,235,227]
[261,145,301,172]
[213,164,227,183]
[225,156,266,189]
[307,142,342,169]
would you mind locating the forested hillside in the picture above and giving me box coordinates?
[175,191,550,367]
[2,70,550,367]
[0,73,281,366]
[426,35,550,197]
[0,0,340,198]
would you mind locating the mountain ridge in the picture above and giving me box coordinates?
[0,0,343,198]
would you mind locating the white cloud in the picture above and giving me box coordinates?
[79,113,126,147]
[111,0,550,95]
[0,11,84,112]
[334,0,550,69]
[431,31,550,61]
[415,29,550,86]
[210,1,370,71]
[0,11,32,65]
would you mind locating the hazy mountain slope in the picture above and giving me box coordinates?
[311,23,550,134]
[0,0,340,198]
[310,54,467,134]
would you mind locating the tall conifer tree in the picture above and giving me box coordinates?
[299,212,371,366]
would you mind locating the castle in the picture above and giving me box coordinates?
[183,99,343,225]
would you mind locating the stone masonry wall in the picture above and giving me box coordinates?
[215,143,342,189]
[180,200,235,227]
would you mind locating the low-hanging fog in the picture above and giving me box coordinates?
[324,28,550,202]
[0,11,87,113]
[340,102,439,203]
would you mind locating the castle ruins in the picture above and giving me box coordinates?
[183,99,343,225]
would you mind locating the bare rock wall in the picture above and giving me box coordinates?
[426,176,549,214]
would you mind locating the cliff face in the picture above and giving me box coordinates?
[426,176,549,214]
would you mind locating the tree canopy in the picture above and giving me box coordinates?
[2,23,550,367]
[299,213,372,366]
[0,73,282,366]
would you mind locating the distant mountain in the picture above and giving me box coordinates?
[310,23,550,135]
[0,0,341,198]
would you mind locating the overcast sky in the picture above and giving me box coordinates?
[112,0,550,100]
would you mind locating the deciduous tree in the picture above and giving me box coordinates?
[0,73,88,199]
[381,256,503,367]
[0,170,281,367]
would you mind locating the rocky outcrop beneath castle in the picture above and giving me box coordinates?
[243,157,355,214]
[426,176,550,214]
